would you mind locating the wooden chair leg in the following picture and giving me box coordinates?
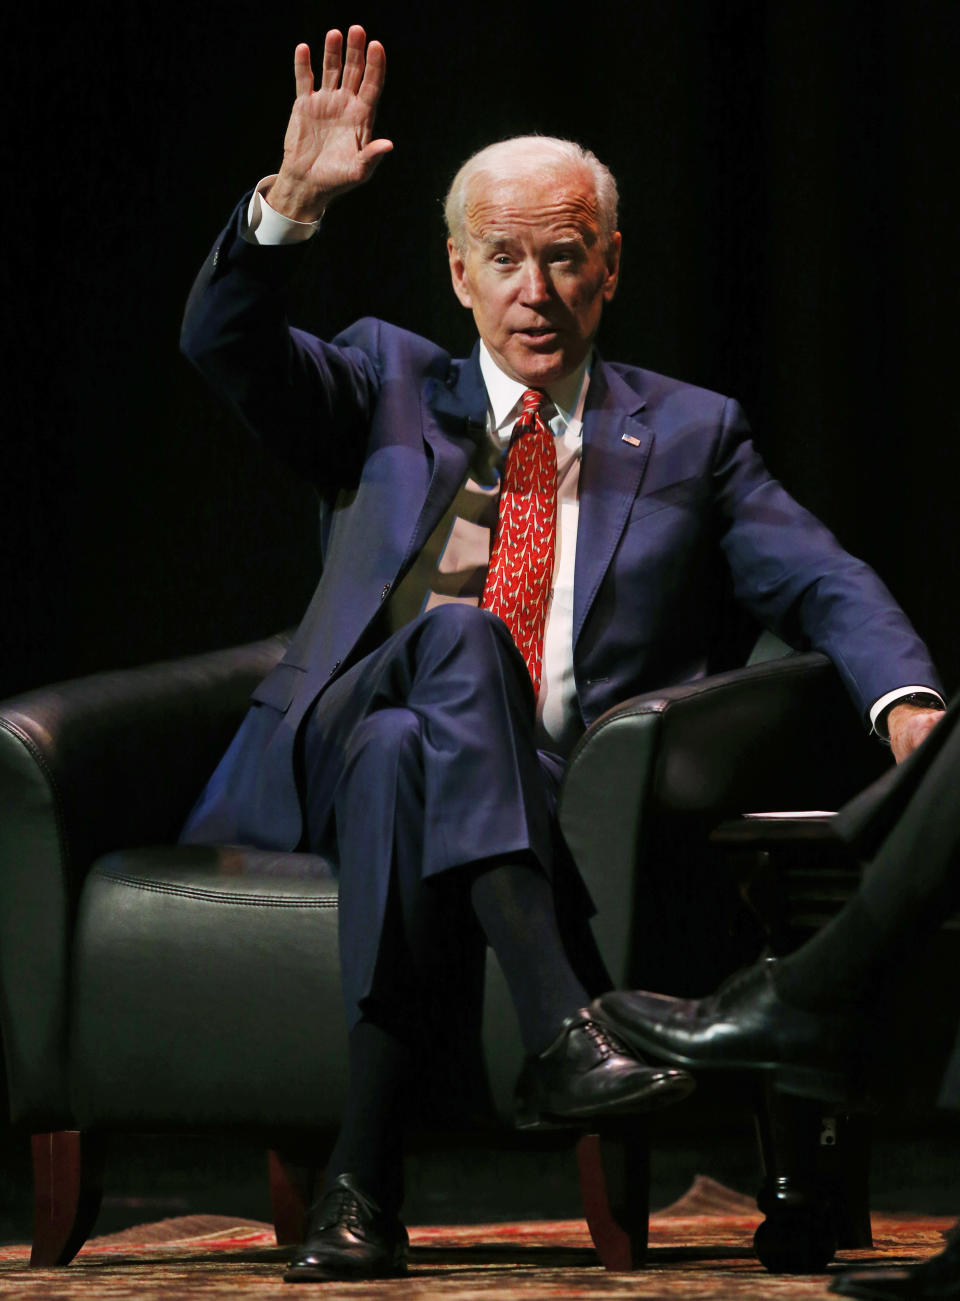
[752,1084,874,1273]
[30,1130,104,1267]
[576,1122,650,1270]
[752,1086,842,1273]
[267,1149,316,1247]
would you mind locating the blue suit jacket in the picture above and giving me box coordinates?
[180,198,941,852]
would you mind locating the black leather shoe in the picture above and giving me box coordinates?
[829,1223,960,1298]
[594,961,860,1103]
[514,1007,695,1129]
[283,1173,408,1283]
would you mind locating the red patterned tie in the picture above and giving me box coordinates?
[481,388,557,695]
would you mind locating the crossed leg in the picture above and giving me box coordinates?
[286,605,692,1279]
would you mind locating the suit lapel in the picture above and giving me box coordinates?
[408,345,489,565]
[574,359,654,646]
[283,347,488,676]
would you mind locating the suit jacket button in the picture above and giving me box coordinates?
[380,583,391,601]
[328,660,341,677]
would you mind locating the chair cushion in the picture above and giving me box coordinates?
[69,845,348,1129]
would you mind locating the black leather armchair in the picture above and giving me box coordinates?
[560,641,887,990]
[0,633,886,1271]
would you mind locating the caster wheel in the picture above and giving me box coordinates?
[753,1211,836,1273]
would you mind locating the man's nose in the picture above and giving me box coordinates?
[518,262,550,305]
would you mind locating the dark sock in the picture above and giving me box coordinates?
[321,1017,407,1214]
[771,895,890,1011]
[469,857,589,1055]
[774,825,960,1012]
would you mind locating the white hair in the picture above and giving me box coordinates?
[444,135,619,253]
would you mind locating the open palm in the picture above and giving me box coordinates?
[271,26,393,221]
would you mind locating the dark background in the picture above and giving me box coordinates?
[4,0,959,700]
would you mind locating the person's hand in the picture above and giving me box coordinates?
[887,702,944,762]
[266,25,393,222]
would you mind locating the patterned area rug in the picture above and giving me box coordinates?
[0,1177,953,1299]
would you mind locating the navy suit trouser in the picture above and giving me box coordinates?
[296,603,568,1030]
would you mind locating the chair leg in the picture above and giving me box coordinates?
[752,1085,861,1273]
[576,1122,650,1270]
[30,1130,104,1267]
[267,1149,315,1247]
[752,1084,874,1271]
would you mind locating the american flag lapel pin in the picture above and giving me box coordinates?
[621,433,642,447]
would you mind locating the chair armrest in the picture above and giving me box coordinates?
[0,634,288,869]
[0,634,286,1125]
[558,653,887,983]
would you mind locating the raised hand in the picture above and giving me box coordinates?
[267,25,393,222]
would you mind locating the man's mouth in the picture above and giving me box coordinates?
[517,326,559,342]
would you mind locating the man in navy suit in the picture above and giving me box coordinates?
[180,26,944,1283]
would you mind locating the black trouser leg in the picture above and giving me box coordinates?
[776,708,960,1010]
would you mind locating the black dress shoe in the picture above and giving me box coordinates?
[829,1224,960,1298]
[594,961,859,1103]
[283,1173,408,1283]
[514,1007,695,1129]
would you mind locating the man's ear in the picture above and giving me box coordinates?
[447,238,473,308]
[602,231,622,302]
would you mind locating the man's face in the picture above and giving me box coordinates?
[447,164,621,387]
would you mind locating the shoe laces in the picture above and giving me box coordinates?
[318,1181,380,1231]
[581,1016,628,1059]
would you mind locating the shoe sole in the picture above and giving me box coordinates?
[598,1023,860,1108]
[515,1070,696,1131]
[284,1259,407,1283]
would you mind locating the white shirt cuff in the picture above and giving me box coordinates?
[244,175,321,245]
[869,686,946,739]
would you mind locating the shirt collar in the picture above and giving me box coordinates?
[478,341,592,437]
